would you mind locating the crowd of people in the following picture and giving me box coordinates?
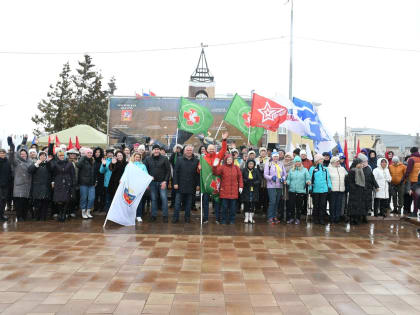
[0,133,419,226]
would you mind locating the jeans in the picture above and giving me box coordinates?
[173,192,193,221]
[312,193,327,223]
[150,181,168,218]
[330,191,344,222]
[202,193,221,222]
[80,185,95,210]
[391,183,404,211]
[221,198,237,224]
[136,196,146,218]
[267,188,282,220]
[288,192,305,220]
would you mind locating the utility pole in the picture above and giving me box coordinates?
[287,0,294,147]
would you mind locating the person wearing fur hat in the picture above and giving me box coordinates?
[328,156,348,223]
[241,159,261,224]
[286,156,311,224]
[76,148,96,219]
[28,148,38,163]
[0,148,12,221]
[240,150,256,169]
[7,136,33,221]
[309,154,332,225]
[264,150,286,224]
[28,151,52,221]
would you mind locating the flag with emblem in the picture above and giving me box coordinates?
[250,93,288,132]
[200,156,220,202]
[224,94,264,146]
[178,97,214,135]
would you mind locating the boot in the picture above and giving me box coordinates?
[244,212,249,223]
[86,209,93,219]
[249,213,255,224]
[82,209,88,219]
[58,208,66,222]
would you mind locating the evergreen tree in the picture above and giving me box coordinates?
[31,63,74,135]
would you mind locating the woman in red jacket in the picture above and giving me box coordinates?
[213,154,243,224]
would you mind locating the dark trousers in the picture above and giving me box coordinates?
[14,197,29,220]
[330,192,345,222]
[136,197,146,218]
[391,183,404,212]
[0,198,6,218]
[403,193,412,214]
[94,184,106,212]
[258,187,268,213]
[33,199,49,221]
[202,193,221,222]
[374,198,388,216]
[302,194,308,215]
[244,191,256,213]
[411,182,419,212]
[173,192,193,221]
[288,192,305,220]
[221,198,237,224]
[312,193,327,224]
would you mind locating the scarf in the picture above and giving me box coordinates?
[354,167,365,187]
[274,163,282,179]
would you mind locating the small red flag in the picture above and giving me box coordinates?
[135,93,142,100]
[149,91,156,97]
[344,140,349,170]
[250,93,288,132]
[75,136,81,150]
[356,139,361,156]
[55,135,60,147]
[68,138,74,150]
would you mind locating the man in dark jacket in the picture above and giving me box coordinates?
[76,148,96,219]
[144,144,171,222]
[0,149,11,221]
[172,145,199,223]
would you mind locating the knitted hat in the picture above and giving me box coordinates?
[152,144,160,150]
[67,148,79,155]
[28,148,37,155]
[314,154,324,163]
[293,156,302,163]
[271,150,279,157]
[138,145,145,151]
[357,153,368,162]
[259,147,267,153]
[392,156,399,163]
[248,150,256,155]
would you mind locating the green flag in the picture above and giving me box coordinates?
[200,156,220,202]
[178,97,214,135]
[224,94,264,145]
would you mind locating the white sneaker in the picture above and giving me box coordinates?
[244,212,249,223]
[136,217,142,223]
[82,209,88,219]
[86,209,93,219]
[249,213,255,224]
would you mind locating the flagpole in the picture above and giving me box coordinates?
[214,120,224,140]
[103,218,107,228]
[247,125,251,146]
[286,0,294,148]
[175,128,179,146]
[200,193,203,227]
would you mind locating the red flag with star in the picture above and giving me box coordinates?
[250,93,288,132]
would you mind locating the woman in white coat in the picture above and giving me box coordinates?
[328,156,348,223]
[373,158,392,217]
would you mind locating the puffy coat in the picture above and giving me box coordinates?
[212,156,243,199]
[389,162,406,185]
[328,165,347,192]
[373,159,391,199]
[264,161,286,189]
[9,149,33,198]
[309,164,332,193]
[28,162,51,200]
[108,160,127,197]
[144,154,171,183]
[173,155,200,194]
[99,158,112,188]
[241,161,261,202]
[302,158,313,170]
[76,156,96,186]
[0,157,12,199]
[48,159,75,203]
[287,166,310,194]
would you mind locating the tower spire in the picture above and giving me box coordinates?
[190,43,214,83]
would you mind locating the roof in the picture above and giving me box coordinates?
[38,124,107,147]
[350,128,403,136]
[379,134,418,149]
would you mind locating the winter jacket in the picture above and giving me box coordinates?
[94,148,105,189]
[373,159,392,199]
[144,154,171,183]
[241,161,261,202]
[287,166,310,194]
[403,152,420,183]
[9,149,33,198]
[389,162,407,185]
[48,159,75,203]
[28,162,51,200]
[0,157,11,199]
[302,158,313,170]
[108,160,127,197]
[173,155,200,194]
[100,158,112,188]
[328,165,348,192]
[76,156,96,186]
[264,161,286,189]
[203,139,227,167]
[212,157,243,199]
[256,156,269,188]
[368,150,378,170]
[309,164,332,194]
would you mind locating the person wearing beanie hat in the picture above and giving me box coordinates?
[138,144,146,153]
[328,155,348,223]
[286,155,311,224]
[389,155,406,214]
[28,148,38,162]
[309,153,332,225]
[264,149,286,224]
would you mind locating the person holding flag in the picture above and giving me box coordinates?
[199,132,228,224]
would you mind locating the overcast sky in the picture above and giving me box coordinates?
[0,0,419,138]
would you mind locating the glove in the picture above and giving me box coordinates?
[271,176,277,182]
[239,188,243,194]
